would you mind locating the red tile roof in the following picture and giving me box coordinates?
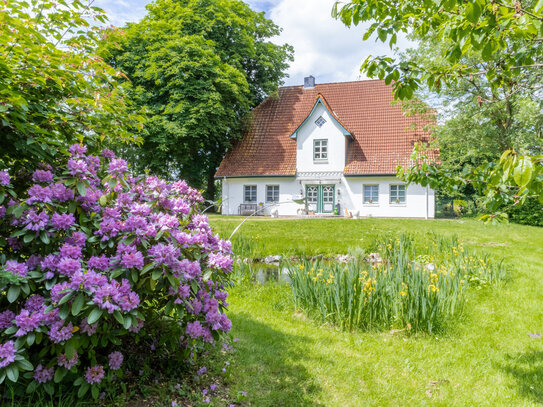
[215,79,437,177]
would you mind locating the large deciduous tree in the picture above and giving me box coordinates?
[333,0,543,221]
[100,0,293,200]
[0,0,142,174]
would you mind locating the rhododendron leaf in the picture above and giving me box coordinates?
[110,268,123,278]
[12,204,26,219]
[123,315,132,330]
[58,291,74,306]
[87,308,103,325]
[65,338,77,359]
[6,366,19,383]
[25,379,37,393]
[35,332,42,345]
[131,269,138,282]
[25,333,35,347]
[0,192,4,204]
[203,271,212,281]
[140,262,155,275]
[113,310,124,325]
[21,284,30,295]
[76,181,87,197]
[7,285,21,303]
[4,326,17,335]
[78,382,89,398]
[110,336,121,346]
[39,231,50,245]
[73,377,84,386]
[91,384,99,399]
[121,236,135,245]
[99,195,107,206]
[17,359,33,371]
[59,304,70,320]
[151,269,162,281]
[9,229,26,238]
[108,178,117,189]
[44,382,54,395]
[71,294,85,316]
[23,233,34,244]
[54,367,67,383]
[167,274,177,287]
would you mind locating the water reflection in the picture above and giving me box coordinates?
[256,264,291,284]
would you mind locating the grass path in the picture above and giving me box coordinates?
[209,218,543,406]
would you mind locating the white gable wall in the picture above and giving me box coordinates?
[296,103,346,173]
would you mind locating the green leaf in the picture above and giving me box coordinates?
[113,310,124,325]
[17,359,33,371]
[78,382,89,398]
[513,157,533,187]
[6,366,19,382]
[58,291,74,305]
[54,367,67,383]
[39,231,50,245]
[65,338,77,359]
[108,177,117,189]
[151,269,162,280]
[72,294,85,316]
[91,384,99,399]
[87,308,103,325]
[7,285,21,303]
[76,181,86,197]
[99,195,107,206]
[23,233,34,243]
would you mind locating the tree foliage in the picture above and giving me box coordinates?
[0,0,142,174]
[333,0,543,220]
[100,0,293,199]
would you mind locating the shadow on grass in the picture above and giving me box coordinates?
[500,349,543,404]
[230,312,324,407]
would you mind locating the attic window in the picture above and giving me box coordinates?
[315,116,326,128]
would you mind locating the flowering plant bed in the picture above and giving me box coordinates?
[0,145,232,399]
[287,234,507,333]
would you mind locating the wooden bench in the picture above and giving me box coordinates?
[238,203,259,216]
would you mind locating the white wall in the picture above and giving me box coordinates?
[221,176,435,218]
[339,176,435,218]
[221,177,301,216]
[296,103,347,173]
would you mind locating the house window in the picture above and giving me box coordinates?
[244,185,257,203]
[315,116,326,128]
[363,185,379,204]
[313,139,328,161]
[390,185,406,204]
[266,185,279,203]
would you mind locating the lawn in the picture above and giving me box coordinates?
[209,217,543,406]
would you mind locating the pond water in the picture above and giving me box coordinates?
[254,263,291,284]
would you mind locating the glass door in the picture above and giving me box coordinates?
[305,185,335,213]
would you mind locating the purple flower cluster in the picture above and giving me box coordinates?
[5,260,28,277]
[0,341,16,367]
[34,364,54,383]
[58,351,78,369]
[84,365,105,384]
[0,143,233,392]
[0,171,10,186]
[108,351,123,370]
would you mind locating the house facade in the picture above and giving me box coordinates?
[215,77,437,218]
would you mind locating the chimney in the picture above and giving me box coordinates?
[303,75,315,89]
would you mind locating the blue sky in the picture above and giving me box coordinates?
[94,0,408,87]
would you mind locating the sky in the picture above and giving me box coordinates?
[93,0,411,87]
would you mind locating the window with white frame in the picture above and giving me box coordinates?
[244,185,257,203]
[363,185,379,204]
[390,184,406,204]
[313,139,328,161]
[266,185,279,202]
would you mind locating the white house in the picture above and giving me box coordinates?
[215,77,438,218]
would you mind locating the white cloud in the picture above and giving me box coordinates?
[260,0,412,86]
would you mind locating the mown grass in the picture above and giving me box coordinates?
[209,217,543,406]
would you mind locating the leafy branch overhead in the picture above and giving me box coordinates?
[333,0,543,99]
[0,0,143,173]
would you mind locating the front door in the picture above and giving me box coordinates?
[306,185,335,213]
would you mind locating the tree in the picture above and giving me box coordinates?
[0,0,142,176]
[100,0,293,200]
[333,0,543,221]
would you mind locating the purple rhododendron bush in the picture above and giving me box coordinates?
[0,145,233,399]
